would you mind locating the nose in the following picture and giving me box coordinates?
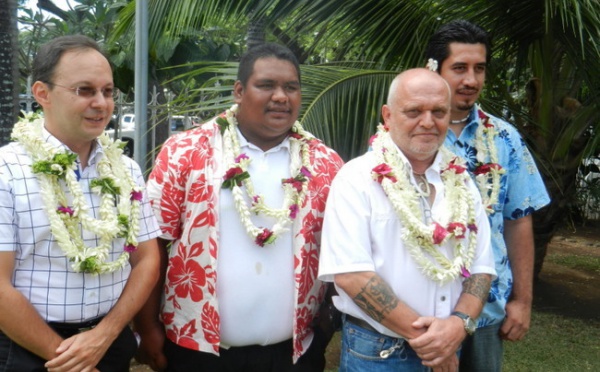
[90,91,111,108]
[420,111,435,128]
[463,68,477,86]
[272,86,288,102]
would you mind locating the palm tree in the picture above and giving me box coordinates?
[0,0,20,145]
[125,0,600,276]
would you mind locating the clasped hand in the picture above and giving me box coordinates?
[407,316,465,372]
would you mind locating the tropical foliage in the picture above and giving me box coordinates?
[13,0,600,274]
[134,0,600,275]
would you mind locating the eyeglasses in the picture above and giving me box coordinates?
[47,82,116,99]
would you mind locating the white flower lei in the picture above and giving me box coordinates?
[218,104,313,246]
[472,109,505,215]
[11,112,142,274]
[371,125,478,283]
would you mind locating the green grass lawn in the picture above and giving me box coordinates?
[503,311,600,371]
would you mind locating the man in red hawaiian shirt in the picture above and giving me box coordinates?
[135,43,344,371]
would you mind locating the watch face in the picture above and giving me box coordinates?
[466,318,477,334]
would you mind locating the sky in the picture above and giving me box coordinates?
[19,0,74,29]
[22,0,73,17]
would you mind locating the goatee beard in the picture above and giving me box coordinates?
[456,102,474,112]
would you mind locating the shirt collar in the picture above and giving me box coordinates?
[392,144,443,176]
[41,125,103,162]
[235,126,291,153]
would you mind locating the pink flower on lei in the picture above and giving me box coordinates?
[255,228,275,247]
[432,222,449,244]
[372,163,397,183]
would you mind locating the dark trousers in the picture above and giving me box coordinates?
[164,327,328,372]
[0,323,137,372]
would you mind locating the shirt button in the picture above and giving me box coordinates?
[441,296,446,301]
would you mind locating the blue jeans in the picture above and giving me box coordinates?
[339,318,431,372]
[459,322,503,372]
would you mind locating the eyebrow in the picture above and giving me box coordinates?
[255,78,300,85]
[451,62,487,67]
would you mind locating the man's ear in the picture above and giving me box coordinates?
[381,104,390,125]
[32,81,51,108]
[233,80,244,104]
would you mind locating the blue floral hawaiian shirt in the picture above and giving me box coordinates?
[444,104,551,327]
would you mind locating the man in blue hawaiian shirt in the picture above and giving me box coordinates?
[425,20,551,371]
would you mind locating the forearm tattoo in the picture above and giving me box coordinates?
[462,274,491,304]
[353,275,399,322]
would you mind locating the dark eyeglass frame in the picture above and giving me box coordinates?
[47,82,116,99]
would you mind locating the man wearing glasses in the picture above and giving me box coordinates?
[0,35,161,371]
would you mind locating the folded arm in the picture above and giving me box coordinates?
[334,271,425,339]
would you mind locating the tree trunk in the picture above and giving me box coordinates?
[0,0,20,146]
[246,16,265,50]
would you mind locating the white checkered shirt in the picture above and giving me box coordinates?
[0,131,161,322]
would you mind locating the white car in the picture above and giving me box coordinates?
[105,114,135,156]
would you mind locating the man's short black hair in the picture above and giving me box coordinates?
[32,35,108,84]
[237,42,301,86]
[424,20,492,72]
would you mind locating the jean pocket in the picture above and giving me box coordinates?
[344,323,402,361]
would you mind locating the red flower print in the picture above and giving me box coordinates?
[309,182,329,213]
[295,247,319,304]
[301,212,322,246]
[158,178,185,238]
[166,319,200,350]
[188,173,213,203]
[201,302,220,349]
[161,311,175,325]
[474,163,503,175]
[167,256,207,302]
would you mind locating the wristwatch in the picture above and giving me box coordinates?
[451,311,477,335]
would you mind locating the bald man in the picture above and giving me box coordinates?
[319,69,496,372]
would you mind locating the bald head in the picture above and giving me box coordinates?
[387,68,451,107]
[381,68,451,167]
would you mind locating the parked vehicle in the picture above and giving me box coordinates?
[105,113,135,157]
[105,114,198,157]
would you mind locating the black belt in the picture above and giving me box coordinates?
[345,314,379,333]
[49,316,104,336]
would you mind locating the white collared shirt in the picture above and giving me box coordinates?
[0,130,161,322]
[217,129,295,346]
[318,148,496,338]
